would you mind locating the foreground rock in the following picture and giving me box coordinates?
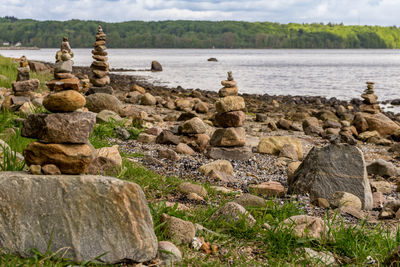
[288,144,373,210]
[0,172,157,264]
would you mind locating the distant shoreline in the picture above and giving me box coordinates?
[0,46,39,50]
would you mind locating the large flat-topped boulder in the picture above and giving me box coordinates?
[0,172,157,264]
[353,112,400,137]
[288,144,373,210]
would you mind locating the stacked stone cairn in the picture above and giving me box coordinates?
[87,25,112,95]
[360,82,380,114]
[16,56,30,81]
[21,38,96,175]
[8,56,39,112]
[208,72,251,160]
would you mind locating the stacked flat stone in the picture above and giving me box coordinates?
[208,72,251,160]
[360,82,380,114]
[87,25,112,95]
[21,39,96,175]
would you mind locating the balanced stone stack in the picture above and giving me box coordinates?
[360,82,380,114]
[16,56,30,81]
[12,56,39,97]
[22,39,96,175]
[87,25,112,95]
[208,72,251,160]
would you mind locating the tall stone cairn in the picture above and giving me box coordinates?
[360,82,380,114]
[21,38,96,175]
[87,25,112,95]
[208,72,250,160]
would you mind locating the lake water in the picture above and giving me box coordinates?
[1,48,400,102]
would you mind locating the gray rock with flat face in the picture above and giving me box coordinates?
[288,144,373,210]
[22,112,96,143]
[12,79,39,95]
[0,172,157,264]
[85,93,123,115]
[179,117,206,134]
[207,146,252,161]
[54,60,73,73]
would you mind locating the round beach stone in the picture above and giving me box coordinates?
[179,117,206,134]
[85,93,123,114]
[157,241,182,266]
[210,127,246,147]
[43,90,86,112]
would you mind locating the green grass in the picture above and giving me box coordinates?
[0,55,17,88]
[0,61,398,266]
[89,119,144,149]
[0,55,52,91]
[0,115,399,265]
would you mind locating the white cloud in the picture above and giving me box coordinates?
[0,0,398,25]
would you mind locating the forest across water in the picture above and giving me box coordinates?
[1,16,400,49]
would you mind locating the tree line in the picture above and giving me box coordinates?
[0,17,399,49]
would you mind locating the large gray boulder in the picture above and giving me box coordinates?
[22,112,96,143]
[288,144,373,210]
[0,172,157,264]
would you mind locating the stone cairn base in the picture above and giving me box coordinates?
[22,41,96,175]
[360,82,380,114]
[6,56,39,113]
[208,72,251,160]
[87,25,112,95]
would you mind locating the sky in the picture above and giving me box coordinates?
[0,0,399,26]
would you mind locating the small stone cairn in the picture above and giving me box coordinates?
[21,38,96,175]
[3,56,40,114]
[360,82,380,114]
[208,72,251,160]
[11,55,39,99]
[16,55,30,81]
[87,25,112,95]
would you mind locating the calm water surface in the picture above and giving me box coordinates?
[1,49,400,102]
